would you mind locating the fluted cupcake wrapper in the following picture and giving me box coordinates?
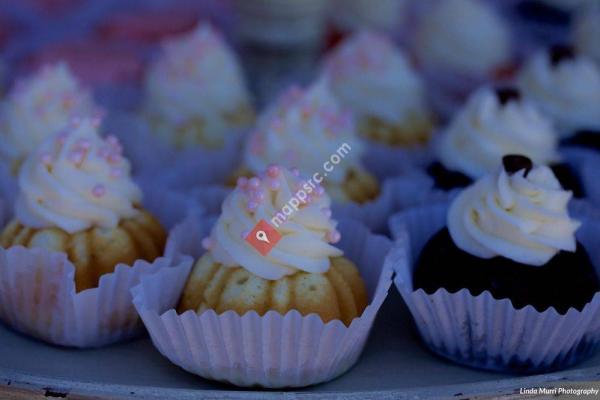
[0,247,192,348]
[388,203,600,373]
[105,111,246,189]
[131,216,394,388]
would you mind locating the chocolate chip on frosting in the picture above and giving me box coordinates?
[495,87,521,105]
[549,44,576,67]
[502,154,533,176]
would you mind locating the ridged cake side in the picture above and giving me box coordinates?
[179,254,368,326]
[0,209,166,292]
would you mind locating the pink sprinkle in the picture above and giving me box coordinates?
[237,176,248,188]
[106,135,120,147]
[248,177,260,189]
[107,153,121,164]
[92,184,106,198]
[247,200,258,211]
[201,237,214,250]
[266,165,280,178]
[269,179,281,191]
[315,186,325,196]
[97,147,110,159]
[321,207,332,218]
[68,149,85,165]
[251,190,265,202]
[291,168,300,177]
[110,168,123,178]
[56,131,69,145]
[76,138,91,150]
[91,116,102,128]
[39,152,52,166]
[328,230,341,244]
[70,116,81,127]
[241,230,250,239]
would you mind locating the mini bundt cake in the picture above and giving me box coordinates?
[238,82,379,204]
[0,117,166,292]
[179,165,368,326]
[143,23,254,149]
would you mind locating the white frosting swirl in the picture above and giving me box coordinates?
[144,23,252,146]
[0,63,101,166]
[448,165,580,266]
[573,7,600,66]
[518,50,600,135]
[414,0,511,74]
[16,118,142,234]
[438,87,560,179]
[324,30,430,125]
[208,166,343,280]
[243,81,365,184]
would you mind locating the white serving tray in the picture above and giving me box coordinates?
[1,290,599,399]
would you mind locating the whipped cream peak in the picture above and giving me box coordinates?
[438,86,560,179]
[518,48,600,134]
[324,30,429,124]
[0,63,102,166]
[144,23,251,143]
[415,0,511,74]
[16,117,142,234]
[448,161,580,266]
[206,165,343,280]
[244,81,365,184]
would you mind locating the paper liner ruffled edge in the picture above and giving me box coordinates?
[0,245,193,348]
[132,216,394,388]
[388,203,600,373]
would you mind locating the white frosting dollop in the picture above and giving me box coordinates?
[16,118,142,234]
[324,30,430,125]
[208,166,343,280]
[243,81,365,184]
[573,7,600,66]
[518,49,600,135]
[143,23,252,146]
[414,0,511,74]
[438,87,560,179]
[448,164,580,266]
[0,63,101,167]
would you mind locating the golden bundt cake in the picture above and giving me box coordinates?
[143,24,254,149]
[238,81,380,204]
[178,254,368,325]
[323,31,435,148]
[0,117,167,292]
[180,165,370,326]
[0,210,166,292]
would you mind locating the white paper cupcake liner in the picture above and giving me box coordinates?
[388,203,600,373]
[104,111,246,188]
[132,215,394,388]
[0,246,192,348]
